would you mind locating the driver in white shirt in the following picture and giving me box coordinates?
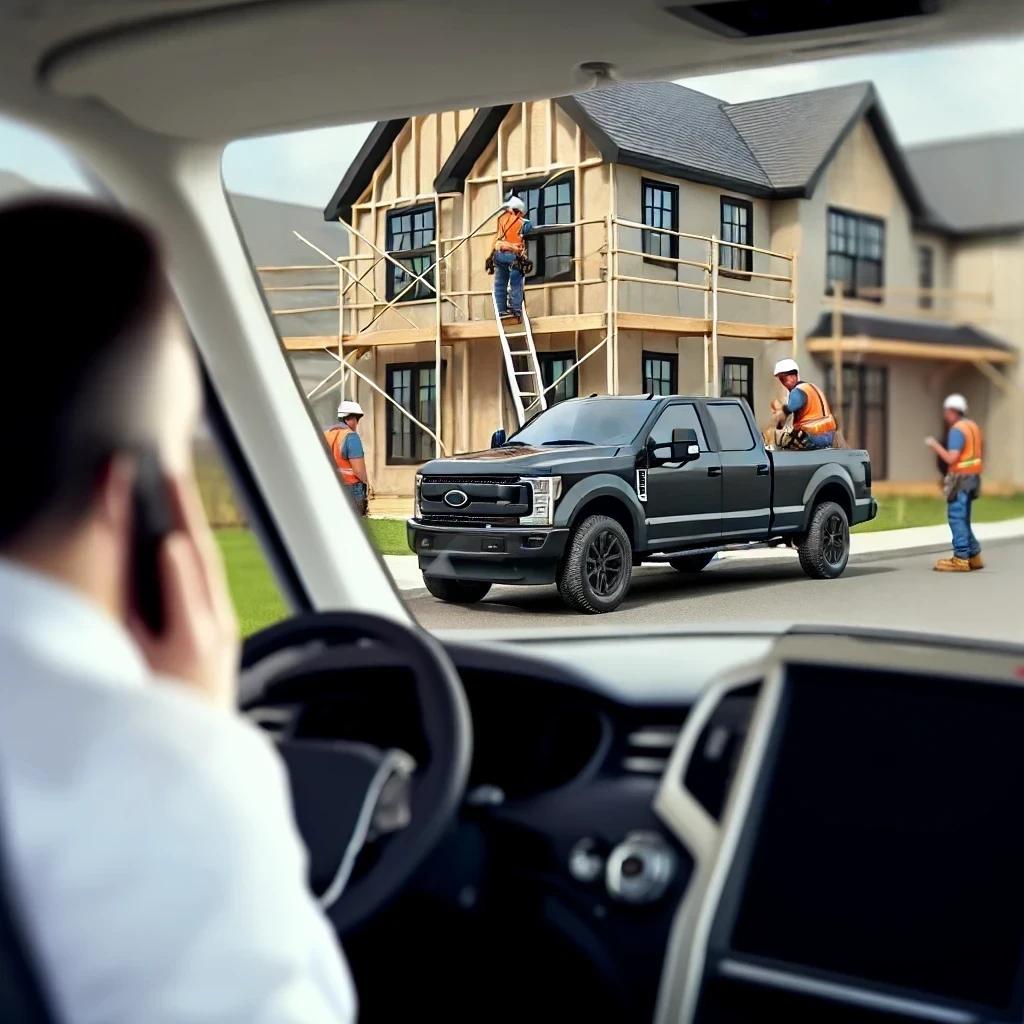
[0,198,355,1023]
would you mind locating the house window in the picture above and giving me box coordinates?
[386,362,438,464]
[721,356,754,410]
[643,351,677,396]
[539,350,578,405]
[720,197,753,273]
[826,208,884,301]
[825,363,888,479]
[918,245,934,310]
[511,179,574,282]
[385,205,435,301]
[642,180,679,260]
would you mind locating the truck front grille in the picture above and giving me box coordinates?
[418,476,531,522]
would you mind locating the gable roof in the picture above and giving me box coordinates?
[906,132,1024,236]
[322,118,407,223]
[324,80,926,220]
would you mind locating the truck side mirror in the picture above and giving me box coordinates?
[671,427,701,462]
[649,427,700,464]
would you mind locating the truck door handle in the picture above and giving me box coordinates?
[707,466,722,478]
[756,464,770,476]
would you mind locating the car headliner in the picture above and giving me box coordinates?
[2,0,1022,143]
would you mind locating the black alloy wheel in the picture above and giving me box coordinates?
[585,528,626,597]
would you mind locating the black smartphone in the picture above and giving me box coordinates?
[131,450,175,634]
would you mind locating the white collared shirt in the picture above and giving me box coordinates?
[0,559,356,1023]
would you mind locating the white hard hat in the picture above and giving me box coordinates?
[943,393,968,413]
[505,195,526,213]
[337,400,365,419]
[773,358,800,376]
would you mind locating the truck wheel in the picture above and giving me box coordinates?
[797,501,850,579]
[669,552,715,574]
[557,515,633,614]
[423,577,492,604]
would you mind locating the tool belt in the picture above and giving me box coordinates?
[943,472,980,502]
[485,249,534,276]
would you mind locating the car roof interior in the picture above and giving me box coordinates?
[4,1,1024,143]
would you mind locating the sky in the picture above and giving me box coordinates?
[2,35,1021,207]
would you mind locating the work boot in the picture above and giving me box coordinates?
[969,554,984,570]
[934,556,971,572]
[499,309,515,320]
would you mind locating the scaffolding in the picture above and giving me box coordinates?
[260,203,798,459]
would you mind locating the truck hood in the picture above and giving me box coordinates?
[420,444,628,476]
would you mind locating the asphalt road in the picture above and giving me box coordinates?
[406,538,1023,641]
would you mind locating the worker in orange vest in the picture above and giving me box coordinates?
[492,195,533,323]
[769,358,838,449]
[324,400,371,516]
[926,393,984,572]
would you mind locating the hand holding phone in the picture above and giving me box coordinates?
[128,463,239,710]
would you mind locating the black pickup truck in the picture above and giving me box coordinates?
[407,395,877,613]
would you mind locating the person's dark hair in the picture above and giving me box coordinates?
[0,197,171,545]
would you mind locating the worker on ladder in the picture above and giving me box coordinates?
[490,195,533,323]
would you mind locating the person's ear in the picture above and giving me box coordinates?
[95,453,135,536]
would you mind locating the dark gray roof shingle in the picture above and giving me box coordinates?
[906,132,1024,235]
[570,82,771,192]
[723,82,873,191]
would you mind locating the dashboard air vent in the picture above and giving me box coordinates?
[683,682,761,819]
[622,723,683,775]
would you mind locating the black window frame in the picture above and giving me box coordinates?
[721,356,754,411]
[385,204,436,302]
[826,206,885,302]
[642,350,678,397]
[538,350,579,405]
[720,196,754,276]
[917,244,934,310]
[385,360,442,465]
[508,177,575,284]
[642,178,680,262]
[825,362,889,479]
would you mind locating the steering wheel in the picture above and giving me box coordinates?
[239,611,472,934]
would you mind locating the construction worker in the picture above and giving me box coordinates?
[926,393,983,572]
[769,358,837,449]
[325,400,371,516]
[492,195,533,322]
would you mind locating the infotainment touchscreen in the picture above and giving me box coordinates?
[726,666,1024,1012]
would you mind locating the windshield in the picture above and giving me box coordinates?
[507,399,653,447]
[205,35,1022,639]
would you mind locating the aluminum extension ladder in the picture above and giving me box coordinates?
[492,294,547,426]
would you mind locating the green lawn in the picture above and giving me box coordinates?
[215,519,412,636]
[853,493,1024,533]
[218,495,1024,635]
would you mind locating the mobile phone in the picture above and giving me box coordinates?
[131,450,175,634]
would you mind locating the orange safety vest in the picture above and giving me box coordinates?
[950,417,984,475]
[494,211,526,254]
[791,381,838,436]
[324,425,360,486]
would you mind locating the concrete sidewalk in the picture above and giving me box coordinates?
[382,517,1024,592]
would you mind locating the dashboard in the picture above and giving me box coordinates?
[248,625,1024,1024]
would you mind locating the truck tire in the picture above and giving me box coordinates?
[669,552,715,574]
[423,577,492,604]
[557,514,633,614]
[797,501,850,579]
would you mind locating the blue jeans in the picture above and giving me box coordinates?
[493,252,524,315]
[947,489,981,559]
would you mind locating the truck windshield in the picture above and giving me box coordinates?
[507,399,653,447]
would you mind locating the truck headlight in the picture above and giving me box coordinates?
[521,476,562,527]
[414,474,423,519]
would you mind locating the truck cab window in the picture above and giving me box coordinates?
[650,403,707,449]
[707,403,756,451]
